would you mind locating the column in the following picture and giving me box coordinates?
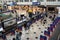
[57,7,60,17]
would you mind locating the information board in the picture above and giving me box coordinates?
[10,2,17,6]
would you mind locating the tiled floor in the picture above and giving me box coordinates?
[5,16,53,40]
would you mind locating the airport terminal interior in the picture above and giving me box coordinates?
[0,0,60,40]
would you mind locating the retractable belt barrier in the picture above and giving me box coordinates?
[41,17,60,40]
[40,35,47,40]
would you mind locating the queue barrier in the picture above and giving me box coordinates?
[40,17,60,40]
[50,24,55,28]
[47,17,60,39]
[44,30,50,37]
[36,15,39,21]
[10,29,15,35]
[32,18,36,23]
[53,17,60,25]
[47,27,53,32]
[28,20,32,25]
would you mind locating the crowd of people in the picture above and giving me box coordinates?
[0,5,58,40]
[11,5,45,17]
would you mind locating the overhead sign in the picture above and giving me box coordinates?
[32,2,40,6]
[10,2,16,6]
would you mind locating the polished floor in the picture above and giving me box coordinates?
[4,16,53,40]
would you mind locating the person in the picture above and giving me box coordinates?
[16,36,20,40]
[20,15,26,20]
[0,17,5,29]
[43,19,47,24]
[24,22,28,30]
[15,31,20,40]
[28,8,33,18]
[26,22,30,30]
[44,12,48,17]
[2,32,6,40]
[52,14,56,21]
[11,10,14,13]
[11,29,15,35]
[13,38,15,40]
[35,9,40,15]
[19,32,22,40]
[19,32,22,36]
[49,15,52,20]
[53,14,56,19]
[40,16,44,24]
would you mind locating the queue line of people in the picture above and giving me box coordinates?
[1,5,58,40]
